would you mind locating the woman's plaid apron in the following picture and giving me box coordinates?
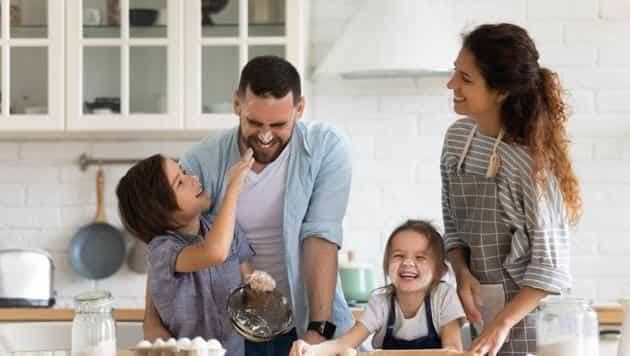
[448,125,536,355]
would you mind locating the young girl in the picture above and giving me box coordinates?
[442,23,581,355]
[289,220,466,356]
[116,148,272,356]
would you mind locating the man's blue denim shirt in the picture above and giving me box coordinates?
[180,120,354,337]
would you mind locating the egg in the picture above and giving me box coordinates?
[177,337,192,349]
[191,336,207,349]
[206,339,222,350]
[135,340,152,348]
[165,338,177,347]
[153,338,165,347]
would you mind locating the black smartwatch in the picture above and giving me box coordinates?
[307,321,336,340]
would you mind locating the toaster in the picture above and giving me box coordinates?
[0,249,56,307]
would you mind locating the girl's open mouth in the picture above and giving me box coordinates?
[399,271,418,280]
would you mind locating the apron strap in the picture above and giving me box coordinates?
[486,128,505,178]
[457,125,477,173]
[384,293,397,338]
[423,292,439,338]
[456,124,505,178]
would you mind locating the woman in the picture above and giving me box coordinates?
[441,23,582,356]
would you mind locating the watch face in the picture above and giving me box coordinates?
[309,321,336,339]
[318,323,327,334]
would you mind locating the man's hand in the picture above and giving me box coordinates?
[302,329,327,345]
[246,270,276,292]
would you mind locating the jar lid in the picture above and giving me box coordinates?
[339,251,375,270]
[74,290,113,307]
[541,295,592,305]
[539,295,593,312]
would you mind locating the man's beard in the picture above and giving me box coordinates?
[240,130,290,164]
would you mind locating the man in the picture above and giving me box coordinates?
[143,55,355,356]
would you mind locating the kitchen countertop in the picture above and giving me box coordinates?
[116,351,475,356]
[0,308,144,321]
[0,305,623,324]
[595,304,624,324]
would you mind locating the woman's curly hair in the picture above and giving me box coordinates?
[463,23,582,226]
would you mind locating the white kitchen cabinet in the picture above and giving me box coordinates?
[66,0,183,131]
[0,321,142,355]
[1,0,306,133]
[0,0,65,131]
[183,0,307,130]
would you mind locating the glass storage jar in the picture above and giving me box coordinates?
[71,290,116,356]
[536,296,599,356]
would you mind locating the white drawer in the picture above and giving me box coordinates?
[0,321,142,355]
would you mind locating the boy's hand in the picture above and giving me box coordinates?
[246,270,276,292]
[227,148,254,192]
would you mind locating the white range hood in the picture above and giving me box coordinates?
[314,0,459,79]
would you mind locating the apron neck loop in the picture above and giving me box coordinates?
[457,125,477,173]
[486,128,505,178]
[456,124,505,177]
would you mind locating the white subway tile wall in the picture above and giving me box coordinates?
[0,0,628,306]
[310,0,630,301]
[0,140,199,308]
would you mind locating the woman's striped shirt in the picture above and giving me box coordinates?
[441,118,571,294]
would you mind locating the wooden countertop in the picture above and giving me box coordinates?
[595,304,624,324]
[0,308,144,322]
[0,305,624,324]
[117,351,476,356]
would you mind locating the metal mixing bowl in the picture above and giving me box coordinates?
[227,285,293,342]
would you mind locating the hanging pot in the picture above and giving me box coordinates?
[68,167,126,280]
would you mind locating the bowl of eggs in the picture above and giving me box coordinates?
[132,336,225,356]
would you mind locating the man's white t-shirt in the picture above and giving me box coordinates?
[359,282,466,349]
[236,145,292,301]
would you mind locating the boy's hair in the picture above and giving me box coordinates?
[381,219,448,295]
[236,55,302,105]
[116,154,181,243]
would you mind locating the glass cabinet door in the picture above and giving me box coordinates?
[0,0,64,130]
[184,0,304,129]
[67,0,182,130]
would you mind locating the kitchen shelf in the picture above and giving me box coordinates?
[6,23,286,39]
[78,23,286,38]
[8,25,48,38]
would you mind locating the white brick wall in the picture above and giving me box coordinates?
[527,0,598,20]
[600,0,630,20]
[0,140,196,306]
[310,0,630,303]
[0,0,628,306]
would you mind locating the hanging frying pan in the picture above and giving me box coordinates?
[68,167,126,279]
